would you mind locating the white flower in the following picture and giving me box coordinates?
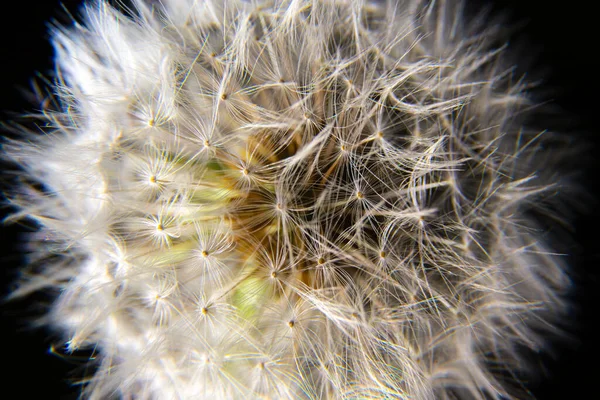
[3,0,574,398]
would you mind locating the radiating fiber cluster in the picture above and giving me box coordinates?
[3,0,572,398]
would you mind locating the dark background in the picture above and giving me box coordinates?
[0,1,597,398]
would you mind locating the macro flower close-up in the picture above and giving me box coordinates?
[0,0,593,399]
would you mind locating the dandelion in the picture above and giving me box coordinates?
[2,0,577,398]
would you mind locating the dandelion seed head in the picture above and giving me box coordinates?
[2,0,576,399]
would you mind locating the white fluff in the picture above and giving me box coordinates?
[3,0,572,399]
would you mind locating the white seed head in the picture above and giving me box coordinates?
[3,0,575,399]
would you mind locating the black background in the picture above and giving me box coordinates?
[0,1,597,398]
